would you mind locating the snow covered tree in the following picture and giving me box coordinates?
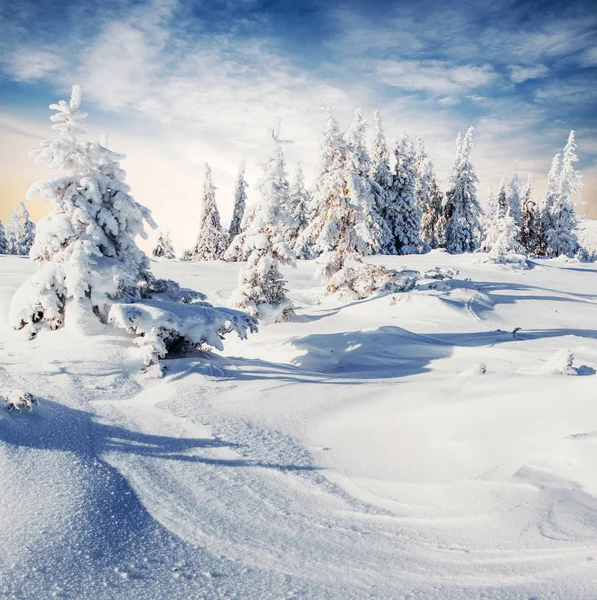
[519,175,540,254]
[227,160,248,248]
[9,85,256,363]
[538,153,560,255]
[546,131,582,257]
[227,121,295,320]
[414,137,441,250]
[385,134,422,254]
[299,104,389,258]
[426,177,445,249]
[152,231,175,259]
[496,179,508,218]
[369,111,395,254]
[444,127,483,253]
[507,166,522,226]
[480,186,497,252]
[0,219,8,254]
[481,187,523,259]
[484,209,523,260]
[289,163,313,258]
[5,206,20,254]
[185,163,227,261]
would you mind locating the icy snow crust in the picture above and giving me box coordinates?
[1,252,597,599]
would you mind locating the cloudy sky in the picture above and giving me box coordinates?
[1,0,596,251]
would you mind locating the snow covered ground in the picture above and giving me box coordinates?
[1,251,597,599]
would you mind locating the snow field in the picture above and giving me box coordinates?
[1,252,597,598]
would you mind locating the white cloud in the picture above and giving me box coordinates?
[509,64,549,84]
[10,49,64,81]
[375,60,496,96]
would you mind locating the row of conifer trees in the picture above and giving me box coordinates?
[153,106,583,264]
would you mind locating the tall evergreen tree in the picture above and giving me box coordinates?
[186,163,227,261]
[546,131,582,257]
[386,134,422,255]
[414,137,439,250]
[300,104,388,257]
[228,121,295,320]
[369,111,394,253]
[519,174,540,255]
[538,153,560,255]
[289,163,313,258]
[444,127,483,253]
[496,178,508,217]
[228,160,248,246]
[426,177,445,249]
[507,165,522,226]
[152,231,175,259]
[480,186,497,252]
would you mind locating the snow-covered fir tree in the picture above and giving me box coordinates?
[425,177,445,249]
[546,131,582,257]
[289,163,313,258]
[444,127,483,253]
[483,209,523,260]
[480,186,497,252]
[496,179,508,217]
[0,219,8,254]
[227,160,248,249]
[369,111,395,254]
[519,175,540,255]
[299,104,388,258]
[385,134,422,255]
[507,166,522,226]
[9,85,256,363]
[152,231,176,259]
[227,122,295,320]
[538,153,560,255]
[5,206,21,255]
[414,137,439,250]
[185,163,227,261]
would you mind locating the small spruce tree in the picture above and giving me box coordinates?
[186,163,227,261]
[153,231,176,259]
[519,175,540,255]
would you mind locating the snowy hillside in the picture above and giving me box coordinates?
[1,252,597,599]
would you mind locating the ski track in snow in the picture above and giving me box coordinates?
[1,253,597,599]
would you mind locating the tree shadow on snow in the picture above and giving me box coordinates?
[167,325,597,385]
[0,400,316,472]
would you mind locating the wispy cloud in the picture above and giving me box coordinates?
[375,60,496,96]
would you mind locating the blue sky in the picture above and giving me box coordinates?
[1,0,596,249]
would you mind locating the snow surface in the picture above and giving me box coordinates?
[1,251,597,599]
